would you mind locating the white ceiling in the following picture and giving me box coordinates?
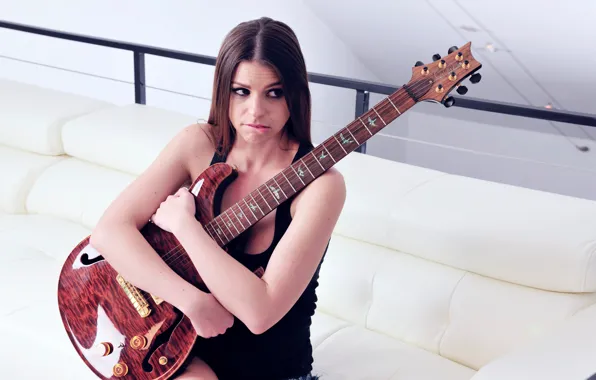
[303,0,596,139]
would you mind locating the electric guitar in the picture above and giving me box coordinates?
[57,43,482,379]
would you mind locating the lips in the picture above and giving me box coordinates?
[246,123,269,129]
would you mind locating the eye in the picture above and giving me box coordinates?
[231,87,249,96]
[268,88,284,98]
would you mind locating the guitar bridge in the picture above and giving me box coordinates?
[116,274,151,318]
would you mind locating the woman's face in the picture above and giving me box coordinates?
[228,60,290,144]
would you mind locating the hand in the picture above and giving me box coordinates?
[150,187,196,234]
[183,291,234,338]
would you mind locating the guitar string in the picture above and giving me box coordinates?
[158,72,463,267]
[158,76,445,267]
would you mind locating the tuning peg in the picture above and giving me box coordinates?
[432,54,441,61]
[456,85,468,95]
[448,46,458,54]
[415,61,425,67]
[470,73,482,84]
[443,96,455,108]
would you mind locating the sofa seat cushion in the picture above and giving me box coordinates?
[0,213,91,262]
[61,103,198,175]
[24,156,136,229]
[0,79,113,155]
[0,214,90,317]
[0,327,96,380]
[0,145,64,213]
[311,313,476,380]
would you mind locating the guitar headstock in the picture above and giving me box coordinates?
[406,42,482,107]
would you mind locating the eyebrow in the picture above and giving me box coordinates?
[232,81,282,88]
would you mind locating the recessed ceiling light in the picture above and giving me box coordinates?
[460,25,481,32]
[545,103,553,109]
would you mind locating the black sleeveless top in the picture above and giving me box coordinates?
[192,141,328,380]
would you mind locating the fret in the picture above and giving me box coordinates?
[387,97,402,115]
[332,134,348,155]
[298,158,315,180]
[214,217,231,241]
[242,198,258,221]
[280,171,296,192]
[224,211,240,234]
[265,183,281,205]
[311,151,325,171]
[271,177,288,199]
[290,165,306,186]
[372,106,387,126]
[314,146,330,168]
[205,224,222,245]
[249,192,266,215]
[320,144,336,163]
[357,117,373,136]
[256,187,272,211]
[232,204,248,229]
[346,126,360,145]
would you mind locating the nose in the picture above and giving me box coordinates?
[247,94,266,119]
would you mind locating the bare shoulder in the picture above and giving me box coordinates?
[173,122,217,162]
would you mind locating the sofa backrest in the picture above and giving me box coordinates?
[2,79,596,371]
[318,152,596,369]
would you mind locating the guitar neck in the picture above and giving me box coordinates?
[203,85,417,247]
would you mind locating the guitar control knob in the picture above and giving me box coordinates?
[113,363,129,377]
[95,342,113,356]
[130,335,148,350]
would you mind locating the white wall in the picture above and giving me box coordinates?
[2,0,595,201]
[304,0,596,201]
[0,0,381,145]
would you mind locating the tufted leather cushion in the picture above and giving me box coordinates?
[0,79,113,155]
[61,103,198,175]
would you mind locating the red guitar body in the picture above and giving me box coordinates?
[57,162,237,380]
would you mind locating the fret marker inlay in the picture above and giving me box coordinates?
[368,116,377,127]
[340,132,353,145]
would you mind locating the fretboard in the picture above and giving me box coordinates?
[203,85,419,247]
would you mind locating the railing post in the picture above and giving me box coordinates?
[134,51,146,104]
[354,89,370,153]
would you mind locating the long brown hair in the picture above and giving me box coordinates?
[207,17,312,157]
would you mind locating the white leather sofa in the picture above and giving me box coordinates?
[1,77,596,380]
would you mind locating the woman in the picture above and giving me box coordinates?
[90,16,345,380]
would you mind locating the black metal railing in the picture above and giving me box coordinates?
[2,19,595,154]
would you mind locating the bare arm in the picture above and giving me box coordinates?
[89,124,214,313]
[174,168,346,334]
